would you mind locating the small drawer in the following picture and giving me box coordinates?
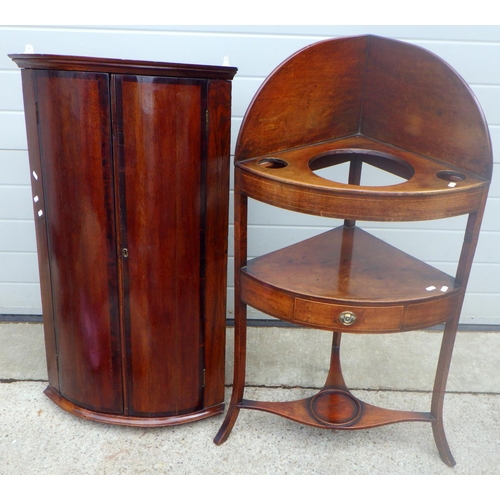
[294,298,404,333]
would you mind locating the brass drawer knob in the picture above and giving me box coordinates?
[339,311,357,326]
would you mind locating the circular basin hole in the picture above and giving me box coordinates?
[309,149,414,187]
[436,170,467,182]
[258,157,288,169]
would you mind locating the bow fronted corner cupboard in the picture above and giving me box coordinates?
[10,54,237,426]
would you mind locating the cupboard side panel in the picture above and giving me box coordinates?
[20,69,59,391]
[116,76,204,416]
[204,79,232,408]
[34,70,123,413]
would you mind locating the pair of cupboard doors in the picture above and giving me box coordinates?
[12,54,237,425]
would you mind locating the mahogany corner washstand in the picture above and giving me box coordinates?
[10,54,237,426]
[214,35,492,466]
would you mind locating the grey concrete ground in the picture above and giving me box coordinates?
[1,322,500,474]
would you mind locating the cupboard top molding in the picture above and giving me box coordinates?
[9,53,238,80]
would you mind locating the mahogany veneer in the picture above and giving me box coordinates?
[11,54,237,426]
[214,35,492,466]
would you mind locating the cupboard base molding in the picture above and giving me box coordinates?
[44,386,224,427]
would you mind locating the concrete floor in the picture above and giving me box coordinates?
[1,322,500,475]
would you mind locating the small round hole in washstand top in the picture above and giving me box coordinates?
[436,170,467,182]
[258,157,289,168]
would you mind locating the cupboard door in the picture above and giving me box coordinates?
[34,70,123,413]
[113,75,205,416]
